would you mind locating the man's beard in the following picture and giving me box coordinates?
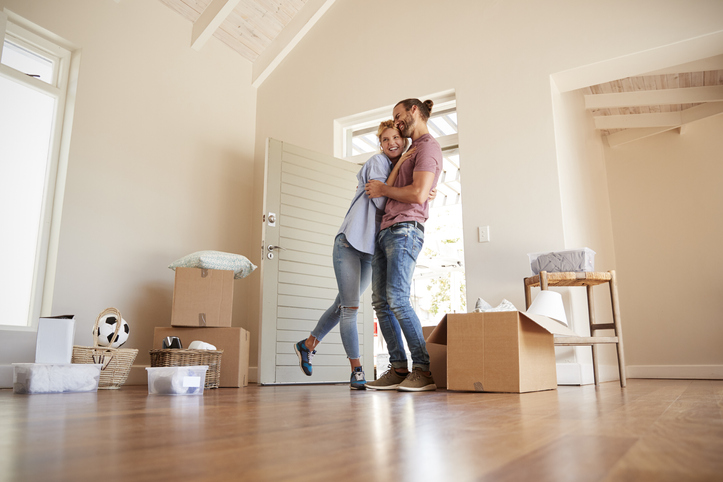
[400,114,415,137]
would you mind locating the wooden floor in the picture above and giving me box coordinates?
[2,379,722,481]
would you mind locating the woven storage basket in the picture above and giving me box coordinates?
[149,349,223,389]
[71,307,138,389]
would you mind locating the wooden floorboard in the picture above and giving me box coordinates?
[1,379,722,481]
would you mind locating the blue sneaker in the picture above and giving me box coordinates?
[350,366,366,390]
[294,340,315,376]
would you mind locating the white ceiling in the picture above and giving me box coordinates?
[156,2,723,145]
[159,0,308,61]
[158,0,334,87]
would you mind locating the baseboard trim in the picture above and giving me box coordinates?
[0,365,13,389]
[627,365,723,379]
[556,363,620,385]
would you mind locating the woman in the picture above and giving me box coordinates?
[294,120,415,389]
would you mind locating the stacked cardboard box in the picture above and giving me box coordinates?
[154,267,249,387]
[153,326,249,387]
[171,267,234,327]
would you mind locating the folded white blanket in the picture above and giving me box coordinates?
[529,248,595,274]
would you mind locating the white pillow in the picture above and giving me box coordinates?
[169,251,257,279]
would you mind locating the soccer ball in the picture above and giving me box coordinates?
[95,314,130,348]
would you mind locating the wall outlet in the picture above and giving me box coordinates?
[478,225,490,243]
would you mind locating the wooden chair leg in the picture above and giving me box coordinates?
[524,281,532,310]
[540,271,549,290]
[609,270,627,388]
[586,285,599,386]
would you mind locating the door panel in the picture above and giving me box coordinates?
[259,138,374,385]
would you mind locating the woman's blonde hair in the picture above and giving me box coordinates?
[377,120,409,152]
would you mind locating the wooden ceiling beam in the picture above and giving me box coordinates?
[191,0,243,51]
[586,85,723,109]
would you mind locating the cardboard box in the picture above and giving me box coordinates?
[171,268,234,327]
[153,327,249,387]
[423,326,447,389]
[426,311,577,393]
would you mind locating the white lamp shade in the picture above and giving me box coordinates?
[526,291,568,326]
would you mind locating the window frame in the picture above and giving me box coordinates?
[334,90,458,164]
[0,10,79,330]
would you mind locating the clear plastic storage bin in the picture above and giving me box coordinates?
[13,363,102,394]
[528,247,595,275]
[146,365,208,395]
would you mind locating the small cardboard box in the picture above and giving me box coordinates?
[171,268,234,327]
[423,326,447,389]
[153,327,250,387]
[426,311,577,393]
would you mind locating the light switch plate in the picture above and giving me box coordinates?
[478,226,490,243]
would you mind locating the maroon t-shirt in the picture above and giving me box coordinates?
[380,133,443,230]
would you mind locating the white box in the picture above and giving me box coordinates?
[13,363,102,394]
[35,315,76,364]
[528,247,595,275]
[146,366,208,395]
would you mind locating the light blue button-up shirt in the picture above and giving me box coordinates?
[337,153,391,255]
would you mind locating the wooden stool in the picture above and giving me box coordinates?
[523,270,626,388]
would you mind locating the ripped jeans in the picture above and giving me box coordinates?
[310,233,372,360]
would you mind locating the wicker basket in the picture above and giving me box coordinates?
[149,349,223,389]
[71,307,138,389]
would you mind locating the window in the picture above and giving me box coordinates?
[0,12,78,327]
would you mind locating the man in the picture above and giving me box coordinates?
[363,98,443,392]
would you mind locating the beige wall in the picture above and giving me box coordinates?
[0,0,257,378]
[605,114,723,377]
[251,0,723,378]
[550,87,618,380]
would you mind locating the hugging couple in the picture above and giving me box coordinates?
[294,97,443,392]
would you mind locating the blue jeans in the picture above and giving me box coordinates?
[310,233,372,360]
[372,223,429,371]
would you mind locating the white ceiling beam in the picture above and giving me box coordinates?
[603,102,723,146]
[595,112,682,130]
[606,126,679,148]
[586,85,723,109]
[191,0,242,51]
[680,101,723,124]
[252,0,336,88]
[596,102,723,130]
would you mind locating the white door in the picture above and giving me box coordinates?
[258,139,375,385]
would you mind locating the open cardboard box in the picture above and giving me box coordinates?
[423,326,447,389]
[426,311,577,393]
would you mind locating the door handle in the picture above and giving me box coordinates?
[267,245,286,251]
